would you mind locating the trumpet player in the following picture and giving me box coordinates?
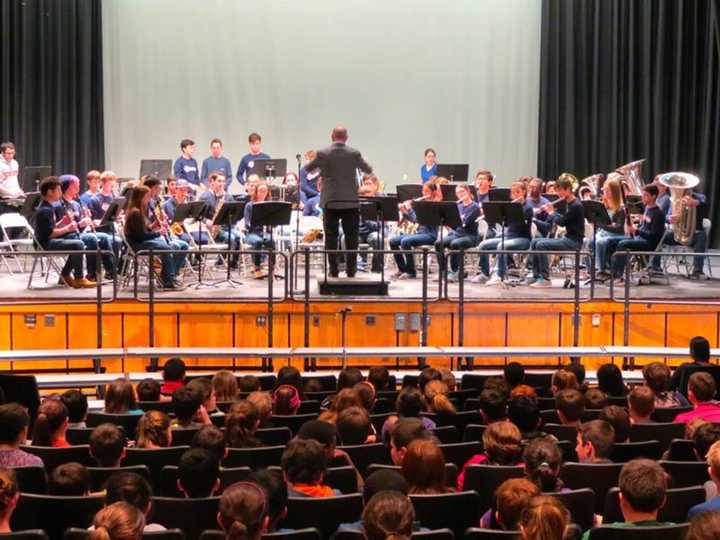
[199,171,241,268]
[473,182,533,285]
[389,182,443,279]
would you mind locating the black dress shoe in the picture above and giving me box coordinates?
[329,271,339,278]
[346,271,356,278]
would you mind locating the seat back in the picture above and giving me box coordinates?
[324,465,359,494]
[297,400,321,414]
[411,530,454,540]
[589,524,688,540]
[629,422,685,452]
[282,494,363,539]
[0,531,49,540]
[370,413,394,435]
[223,445,285,469]
[660,460,710,488]
[432,426,460,444]
[650,407,692,423]
[464,528,519,539]
[338,443,391,476]
[171,428,200,446]
[555,440,578,463]
[12,493,104,540]
[543,424,577,442]
[21,445,93,472]
[611,440,661,462]
[200,528,322,540]
[462,464,524,513]
[64,529,185,540]
[66,427,105,446]
[438,442,482,467]
[548,488,595,532]
[410,491,481,538]
[160,465,252,497]
[666,439,697,461]
[436,411,483,432]
[12,466,47,494]
[138,401,176,414]
[256,427,293,446]
[366,463,458,488]
[124,446,190,487]
[462,424,486,443]
[270,414,318,435]
[87,465,151,492]
[0,374,40,424]
[603,485,704,524]
[559,462,623,514]
[87,412,142,439]
[151,496,221,540]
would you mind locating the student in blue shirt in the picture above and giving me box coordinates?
[434,184,480,282]
[236,132,270,185]
[244,181,274,279]
[79,170,101,207]
[173,139,200,190]
[200,138,233,187]
[420,148,437,183]
[688,440,720,519]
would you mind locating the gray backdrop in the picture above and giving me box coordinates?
[102,0,540,188]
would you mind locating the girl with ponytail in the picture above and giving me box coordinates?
[135,411,172,449]
[31,398,70,447]
[0,468,18,532]
[225,401,261,448]
[423,380,457,418]
[89,501,145,540]
[523,437,565,493]
[217,482,269,540]
[520,496,569,540]
[362,491,415,540]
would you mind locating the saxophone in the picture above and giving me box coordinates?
[211,196,225,239]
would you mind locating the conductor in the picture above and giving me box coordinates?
[305,126,372,277]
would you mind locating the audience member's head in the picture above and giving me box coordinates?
[368,367,390,391]
[192,425,227,463]
[551,370,578,394]
[689,372,717,405]
[418,368,442,394]
[136,410,171,449]
[706,440,720,489]
[104,378,138,414]
[438,368,456,391]
[597,363,628,397]
[247,391,272,426]
[90,423,126,467]
[599,405,631,443]
[523,437,563,492]
[272,385,301,416]
[32,397,68,446]
[162,357,186,383]
[337,406,371,445]
[576,420,615,462]
[248,469,288,532]
[331,388,361,414]
[584,388,608,410]
[494,478,540,531]
[281,439,327,486]
[296,420,338,459]
[363,469,409,505]
[687,511,720,540]
[504,362,526,389]
[353,382,377,412]
[136,379,161,402]
[338,367,364,391]
[105,472,152,515]
[483,378,511,401]
[395,387,425,418]
[172,386,203,425]
[187,378,217,414]
[225,401,260,448]
[362,491,415,540]
[217,482,269,540]
[483,421,523,465]
[693,423,720,460]
[479,388,508,423]
[49,462,90,496]
[0,468,18,525]
[424,380,456,415]
[61,389,88,425]
[508,396,541,436]
[238,375,260,394]
[555,389,585,425]
[275,366,303,398]
[690,336,711,363]
[177,449,220,498]
[627,386,655,422]
[89,501,145,540]
[563,363,586,387]
[686,418,709,441]
[389,418,432,466]
[618,459,667,520]
[642,362,672,395]
[519,496,569,540]
[401,439,449,494]
[0,404,29,447]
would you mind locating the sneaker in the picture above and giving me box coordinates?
[75,277,97,288]
[486,274,503,286]
[530,277,552,288]
[447,271,458,283]
[470,273,489,284]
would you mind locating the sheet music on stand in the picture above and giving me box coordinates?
[98,198,127,228]
[413,201,462,229]
[253,159,287,182]
[396,184,423,203]
[139,160,172,181]
[488,188,511,202]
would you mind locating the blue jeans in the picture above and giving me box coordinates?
[530,237,582,279]
[303,195,321,216]
[611,237,653,277]
[80,231,118,276]
[435,232,479,272]
[594,230,627,272]
[389,232,436,276]
[245,233,274,267]
[478,236,530,278]
[133,238,188,284]
[216,228,241,265]
[47,236,86,278]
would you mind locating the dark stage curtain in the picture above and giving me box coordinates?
[0,0,104,184]
[539,0,720,246]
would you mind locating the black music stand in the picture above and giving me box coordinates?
[413,201,461,294]
[21,166,52,193]
[98,197,126,255]
[359,195,399,282]
[396,184,423,203]
[582,200,611,287]
[253,159,287,181]
[20,192,42,222]
[212,201,246,287]
[251,201,292,279]
[481,201,525,253]
[440,184,477,201]
[139,159,172,181]
[436,164,469,183]
[488,188,511,202]
[182,201,211,287]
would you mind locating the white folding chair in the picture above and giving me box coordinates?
[0,212,36,273]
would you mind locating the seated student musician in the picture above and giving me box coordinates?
[627,386,656,424]
[526,177,553,237]
[0,404,43,468]
[608,183,665,280]
[177,448,220,498]
[200,138,233,187]
[354,174,383,273]
[236,132,270,185]
[474,181,534,285]
[86,171,122,268]
[31,398,70,448]
[528,174,585,288]
[299,150,322,217]
[173,139,201,192]
[591,178,627,279]
[34,177,95,288]
[582,459,672,539]
[199,171,241,268]
[243,181,274,279]
[48,462,91,495]
[575,420,615,463]
[143,175,191,253]
[420,148,438,183]
[474,169,494,206]
[0,141,23,203]
[80,170,101,206]
[674,372,720,424]
[434,183,480,282]
[281,438,341,498]
[669,336,713,391]
[89,423,126,468]
[390,181,443,279]
[161,179,196,246]
[62,389,88,428]
[123,184,187,290]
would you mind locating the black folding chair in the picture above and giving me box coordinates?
[603,486,704,524]
[151,496,221,540]
[282,494,364,539]
[410,491,481,539]
[588,524,688,540]
[559,462,623,514]
[223,445,285,469]
[21,445,93,472]
[461,464,524,513]
[11,493,104,540]
[660,460,710,488]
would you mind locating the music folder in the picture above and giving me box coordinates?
[252,159,287,180]
[20,192,42,221]
[213,201,245,227]
[251,201,293,228]
[481,201,524,228]
[396,184,423,203]
[413,201,462,229]
[582,200,611,227]
[359,195,400,222]
[436,164,469,183]
[98,198,126,228]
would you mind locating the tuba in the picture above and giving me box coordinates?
[557,172,579,192]
[615,159,646,196]
[578,173,604,200]
[657,172,700,245]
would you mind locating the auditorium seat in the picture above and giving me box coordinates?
[461,464,524,513]
[304,391,336,403]
[282,494,363,539]
[301,375,337,391]
[660,460,710,488]
[1,531,49,540]
[371,397,391,414]
[160,465,252,497]
[22,445,93,472]
[369,413,394,434]
[271,414,318,435]
[138,401,176,414]
[338,443,391,476]
[201,528,322,540]
[87,465,151,492]
[588,524,688,540]
[376,390,399,407]
[64,528,185,540]
[256,427,293,446]
[11,493,104,540]
[629,422,685,452]
[86,411,142,439]
[603,485,704,524]
[123,446,190,487]
[366,463,458,488]
[559,462,623,514]
[464,528,519,540]
[435,411,483,433]
[548,488,595,532]
[170,428,200,446]
[463,398,480,412]
[0,374,41,423]
[447,388,479,409]
[410,491,481,538]
[462,424,486,443]
[524,373,553,389]
[460,374,491,391]
[610,440,661,462]
[297,400,321,414]
[432,426,460,444]
[555,440,579,463]
[66,427,107,446]
[12,466,47,494]
[651,407,692,423]
[536,397,556,410]
[151,496,221,540]
[581,409,602,421]
[540,410,561,425]
[223,445,285,469]
[210,415,225,428]
[333,530,454,540]
[542,424,577,442]
[324,465,359,494]
[438,442,482,468]
[666,439,698,461]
